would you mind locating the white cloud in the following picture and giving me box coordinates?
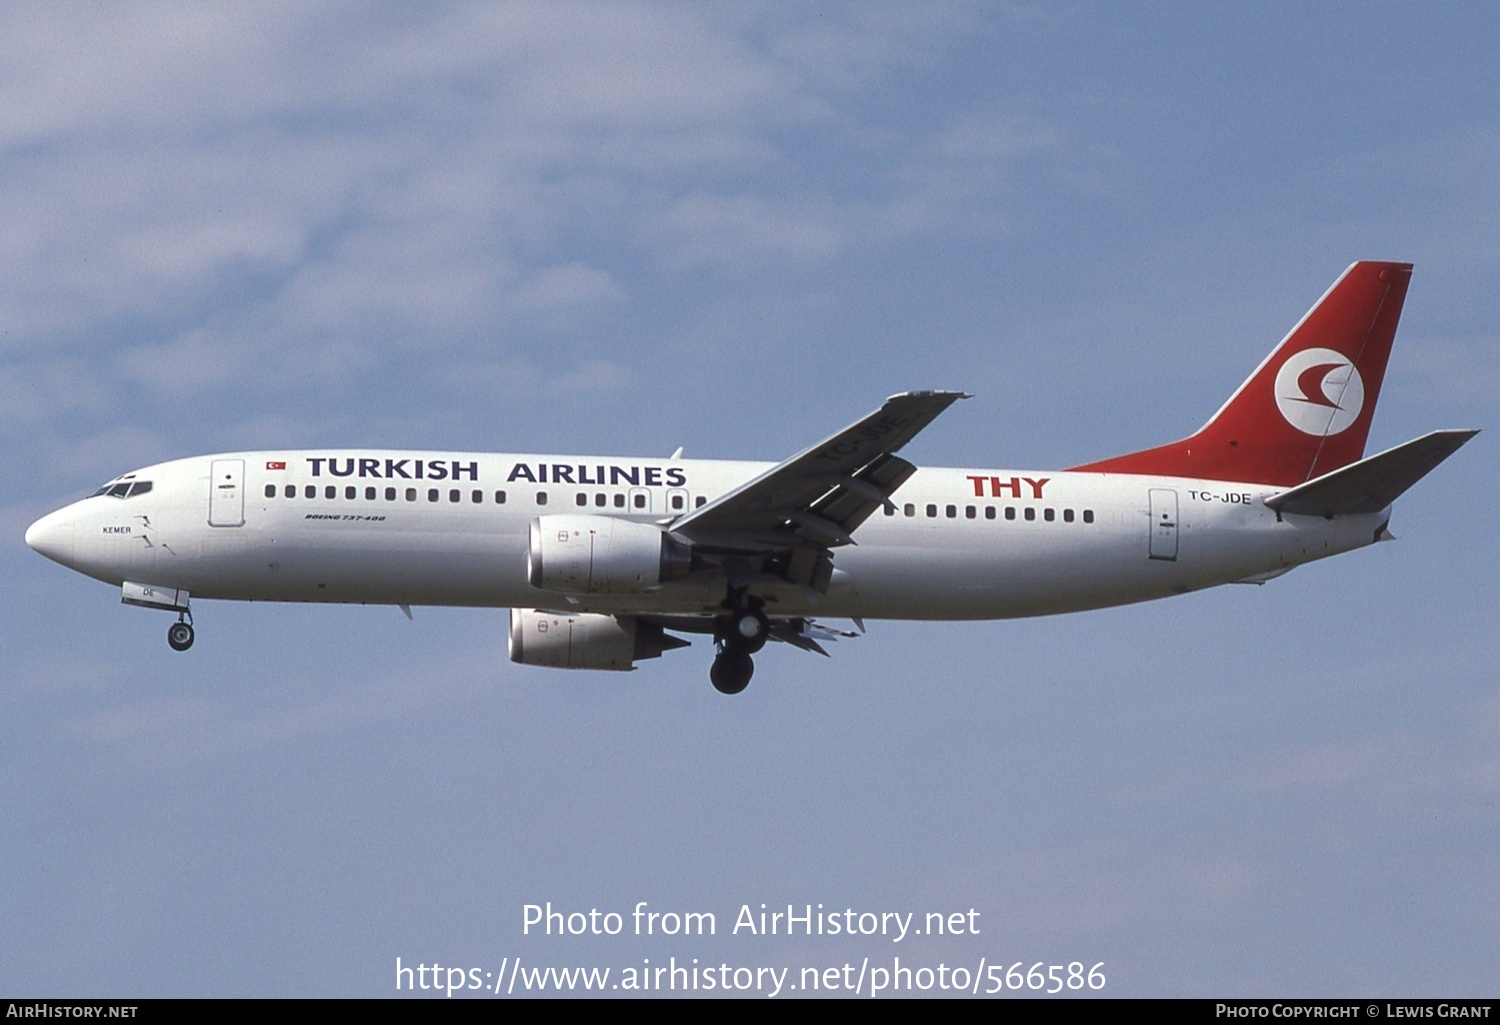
[0,357,114,424]
[646,191,844,269]
[765,1,981,91]
[432,354,636,401]
[510,262,624,313]
[0,3,1100,477]
[544,357,637,396]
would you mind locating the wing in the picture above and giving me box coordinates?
[668,390,968,554]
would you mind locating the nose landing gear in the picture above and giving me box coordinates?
[167,611,195,652]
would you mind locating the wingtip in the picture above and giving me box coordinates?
[887,389,972,403]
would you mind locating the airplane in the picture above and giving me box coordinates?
[25,261,1476,694]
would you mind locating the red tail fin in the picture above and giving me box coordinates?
[1070,261,1413,486]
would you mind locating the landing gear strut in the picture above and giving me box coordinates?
[167,611,195,652]
[709,588,769,694]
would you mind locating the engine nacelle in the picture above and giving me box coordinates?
[508,608,686,671]
[527,515,691,595]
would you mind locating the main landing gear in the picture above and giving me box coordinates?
[709,597,769,695]
[710,651,753,694]
[167,611,195,652]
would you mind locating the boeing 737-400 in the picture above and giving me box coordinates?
[25,261,1476,693]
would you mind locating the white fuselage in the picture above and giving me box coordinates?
[25,449,1387,621]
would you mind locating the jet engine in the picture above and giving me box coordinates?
[527,515,691,595]
[508,608,688,670]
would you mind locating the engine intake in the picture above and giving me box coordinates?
[508,609,688,671]
[527,515,691,595]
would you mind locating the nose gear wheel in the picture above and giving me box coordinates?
[167,621,195,651]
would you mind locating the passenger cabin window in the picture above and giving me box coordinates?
[1083,509,1095,524]
[494,490,507,504]
[616,494,627,508]
[450,489,461,503]
[385,487,396,501]
[670,494,684,511]
[1063,508,1075,523]
[537,492,548,506]
[1024,507,1035,521]
[366,486,377,500]
[284,484,296,499]
[305,485,316,499]
[576,493,588,507]
[405,487,416,502]
[325,485,335,499]
[472,490,483,504]
[595,493,606,507]
[985,507,996,520]
[264,484,276,498]
[926,504,937,518]
[429,488,440,502]
[904,503,915,517]
[634,494,646,509]
[1044,508,1055,522]
[346,486,356,500]
[695,496,706,508]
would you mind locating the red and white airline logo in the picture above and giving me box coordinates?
[1274,348,1364,436]
[266,461,286,471]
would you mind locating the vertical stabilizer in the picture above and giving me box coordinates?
[1071,261,1413,486]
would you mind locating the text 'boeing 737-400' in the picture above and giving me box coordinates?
[26,262,1477,693]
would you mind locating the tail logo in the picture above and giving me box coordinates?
[1274,347,1364,436]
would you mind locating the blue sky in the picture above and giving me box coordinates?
[4,2,1496,997]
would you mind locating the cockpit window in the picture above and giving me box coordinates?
[91,480,152,499]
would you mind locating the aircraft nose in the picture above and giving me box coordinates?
[25,507,76,565]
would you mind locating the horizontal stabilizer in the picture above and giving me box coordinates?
[1265,429,1478,517]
